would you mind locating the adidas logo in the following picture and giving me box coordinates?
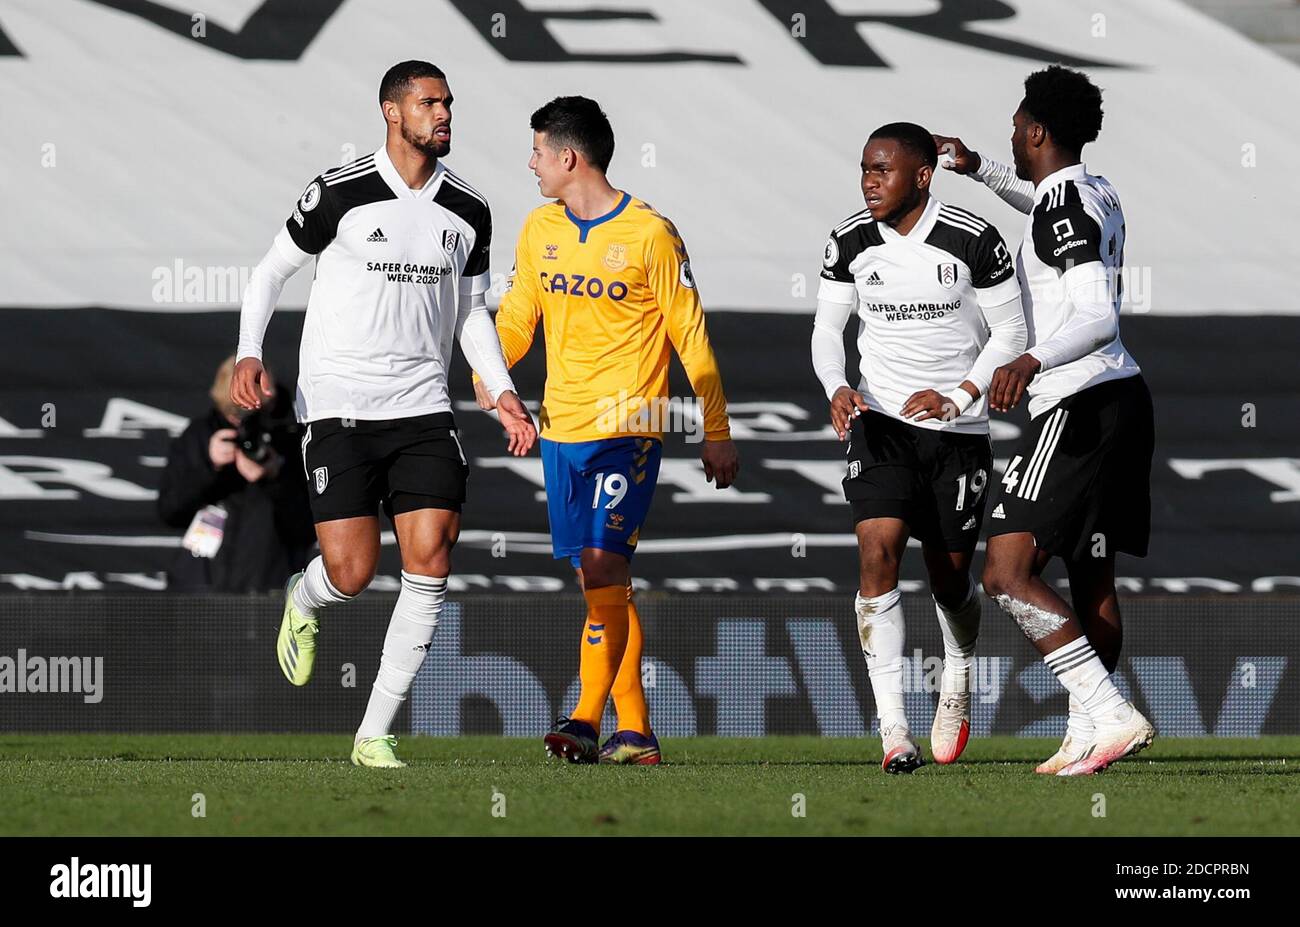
[865,271,884,285]
[366,228,387,242]
[962,516,977,531]
[991,503,1006,520]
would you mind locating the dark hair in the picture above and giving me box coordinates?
[530,96,615,173]
[1020,65,1103,155]
[867,122,938,168]
[379,60,447,105]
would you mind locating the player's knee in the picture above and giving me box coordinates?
[858,540,900,582]
[324,558,375,598]
[931,572,973,611]
[579,548,628,589]
[980,563,1013,601]
[404,550,451,578]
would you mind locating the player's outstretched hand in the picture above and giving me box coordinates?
[932,134,981,175]
[701,438,739,489]
[231,357,274,410]
[901,388,956,423]
[829,385,869,441]
[472,376,496,411]
[988,353,1042,412]
[495,390,537,456]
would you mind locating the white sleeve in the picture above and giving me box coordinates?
[456,288,516,401]
[236,227,312,362]
[1027,263,1118,372]
[975,156,1037,215]
[811,287,856,401]
[965,281,1029,395]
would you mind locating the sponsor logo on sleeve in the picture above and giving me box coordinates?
[299,181,321,212]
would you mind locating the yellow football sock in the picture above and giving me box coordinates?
[610,586,650,736]
[572,585,630,731]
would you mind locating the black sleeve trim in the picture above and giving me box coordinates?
[1031,183,1103,274]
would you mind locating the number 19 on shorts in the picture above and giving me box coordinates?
[592,472,629,510]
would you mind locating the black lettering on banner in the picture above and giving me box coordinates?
[753,0,1126,68]
[80,0,345,60]
[446,0,742,64]
[0,17,21,57]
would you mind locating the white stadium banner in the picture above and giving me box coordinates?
[1,0,1298,314]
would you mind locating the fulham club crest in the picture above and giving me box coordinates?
[313,467,328,495]
[442,230,460,253]
[937,262,958,289]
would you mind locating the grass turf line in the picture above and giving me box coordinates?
[0,735,1296,836]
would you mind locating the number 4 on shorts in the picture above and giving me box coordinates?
[1001,455,1024,495]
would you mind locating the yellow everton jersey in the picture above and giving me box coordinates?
[494,192,731,443]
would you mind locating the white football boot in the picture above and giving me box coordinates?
[1057,703,1155,776]
[1035,734,1085,774]
[930,692,971,765]
[881,723,924,774]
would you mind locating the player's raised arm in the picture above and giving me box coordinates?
[232,176,333,410]
[646,218,738,488]
[812,227,870,440]
[933,133,1036,215]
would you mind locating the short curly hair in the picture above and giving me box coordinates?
[868,122,938,169]
[1021,65,1104,156]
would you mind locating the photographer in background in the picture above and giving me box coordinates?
[157,356,315,592]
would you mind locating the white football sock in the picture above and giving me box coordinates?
[356,571,446,740]
[1044,636,1126,721]
[1067,693,1095,744]
[292,555,353,617]
[934,579,980,695]
[855,588,907,730]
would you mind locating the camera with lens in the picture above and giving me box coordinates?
[234,389,297,466]
[236,412,275,464]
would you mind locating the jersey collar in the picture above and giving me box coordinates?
[564,191,631,243]
[878,193,940,242]
[374,145,445,200]
[1033,163,1088,201]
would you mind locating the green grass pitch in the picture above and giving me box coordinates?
[1,735,1296,836]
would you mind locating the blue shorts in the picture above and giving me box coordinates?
[541,436,662,567]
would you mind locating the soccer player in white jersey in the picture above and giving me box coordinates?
[934,65,1156,776]
[812,123,1027,773]
[230,60,536,768]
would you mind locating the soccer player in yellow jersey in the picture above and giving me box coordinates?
[474,97,739,764]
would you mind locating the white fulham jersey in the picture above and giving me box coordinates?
[818,195,1019,434]
[1017,163,1139,418]
[285,147,493,422]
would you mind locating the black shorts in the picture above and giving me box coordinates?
[300,412,469,524]
[987,374,1153,560]
[842,411,994,552]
